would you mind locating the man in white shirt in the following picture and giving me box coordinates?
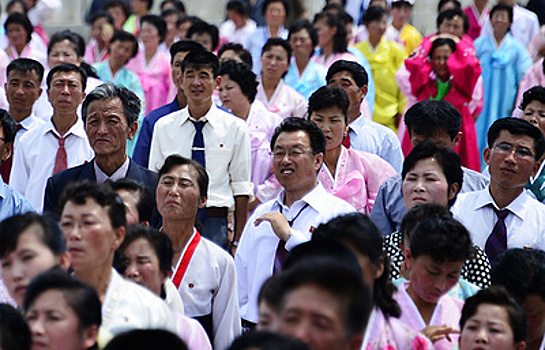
[10,63,94,211]
[326,60,404,172]
[1,58,45,182]
[149,50,252,251]
[452,118,545,264]
[234,117,356,328]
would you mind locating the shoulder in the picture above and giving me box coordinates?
[199,237,236,269]
[154,109,184,130]
[50,162,93,184]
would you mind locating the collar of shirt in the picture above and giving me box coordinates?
[44,117,87,139]
[94,156,130,183]
[273,182,331,214]
[349,113,369,136]
[474,186,528,220]
[178,103,221,129]
[0,177,7,199]
[18,112,39,131]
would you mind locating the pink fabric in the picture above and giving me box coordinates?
[84,39,109,64]
[513,58,545,118]
[464,5,489,40]
[318,146,397,214]
[256,79,307,119]
[174,313,212,350]
[126,49,173,115]
[394,282,463,350]
[528,26,545,63]
[400,37,482,171]
[311,51,359,69]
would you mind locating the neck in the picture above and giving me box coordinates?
[14,44,25,55]
[163,219,194,254]
[109,59,123,76]
[74,266,112,302]
[145,47,157,63]
[235,18,247,29]
[406,283,437,325]
[295,55,310,74]
[489,182,523,209]
[325,146,341,178]
[494,30,507,44]
[95,153,127,176]
[52,113,77,136]
[268,25,280,37]
[233,102,251,121]
[474,0,486,13]
[369,35,381,48]
[393,19,404,31]
[8,107,32,123]
[176,91,187,109]
[348,107,361,123]
[188,100,213,120]
[284,181,316,207]
[262,76,280,98]
[322,43,334,61]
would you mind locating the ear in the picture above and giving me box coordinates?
[448,182,459,202]
[37,87,43,98]
[58,251,72,270]
[404,248,413,271]
[2,142,13,162]
[112,226,126,250]
[483,147,491,166]
[533,160,541,178]
[141,220,150,227]
[452,131,462,147]
[314,152,324,172]
[198,196,207,210]
[360,85,368,100]
[372,260,385,280]
[127,121,138,140]
[215,75,222,89]
[514,341,526,350]
[81,325,99,350]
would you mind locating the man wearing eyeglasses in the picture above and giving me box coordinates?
[452,117,545,263]
[234,117,356,330]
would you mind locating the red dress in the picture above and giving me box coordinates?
[401,38,482,171]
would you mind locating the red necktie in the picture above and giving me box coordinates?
[0,124,22,182]
[52,133,67,175]
[342,130,351,148]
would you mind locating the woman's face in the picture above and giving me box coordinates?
[107,6,127,30]
[402,157,457,209]
[431,44,453,81]
[314,18,336,49]
[264,1,286,28]
[0,225,61,307]
[121,238,165,296]
[140,21,161,49]
[26,289,97,350]
[6,23,28,50]
[309,106,348,152]
[522,100,545,137]
[48,40,81,69]
[261,45,289,81]
[491,10,511,36]
[218,75,250,117]
[289,28,314,58]
[366,15,388,39]
[459,303,522,350]
[109,39,136,67]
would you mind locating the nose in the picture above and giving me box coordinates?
[10,261,25,281]
[435,276,451,294]
[475,326,489,344]
[124,261,140,280]
[291,323,312,345]
[413,178,425,192]
[66,223,82,241]
[29,318,45,337]
[96,120,109,134]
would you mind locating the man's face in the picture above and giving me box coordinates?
[85,97,136,158]
[180,66,219,105]
[277,284,356,350]
[327,71,366,111]
[272,131,322,199]
[484,130,540,191]
[410,129,460,149]
[5,69,42,119]
[47,71,85,115]
[171,51,189,91]
[438,16,465,38]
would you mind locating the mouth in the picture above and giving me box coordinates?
[68,247,84,255]
[166,200,180,206]
[279,168,295,177]
[499,167,516,174]
[411,197,428,203]
[14,285,26,296]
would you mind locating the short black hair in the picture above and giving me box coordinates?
[117,225,173,275]
[0,109,17,143]
[59,181,126,230]
[7,57,44,83]
[110,30,139,59]
[405,100,462,140]
[24,267,102,333]
[0,303,31,350]
[226,0,249,16]
[410,215,474,263]
[326,60,368,88]
[103,329,188,350]
[391,0,413,9]
[436,8,469,34]
[157,155,209,199]
[218,60,258,103]
[141,0,154,11]
[402,140,463,207]
[82,83,141,126]
[6,0,28,14]
[490,3,513,25]
[141,14,167,42]
[48,30,86,58]
[161,0,185,13]
[314,11,348,53]
[181,50,220,77]
[437,0,461,12]
[262,0,289,17]
[228,331,311,350]
[186,21,219,51]
[110,178,155,224]
[288,20,318,58]
[271,117,327,157]
[487,117,545,161]
[460,286,527,344]
[258,275,282,309]
[400,203,452,243]
[90,11,114,27]
[428,37,457,59]
[307,85,349,124]
[4,13,33,44]
[262,37,292,64]
[520,86,545,112]
[0,213,66,259]
[105,0,130,19]
[170,39,206,63]
[363,5,387,25]
[218,43,253,68]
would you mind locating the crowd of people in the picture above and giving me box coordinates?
[0,0,545,349]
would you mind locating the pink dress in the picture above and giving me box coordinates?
[256,79,307,119]
[311,51,358,69]
[394,282,463,350]
[400,37,482,171]
[84,39,109,64]
[126,48,173,115]
[464,5,489,40]
[513,57,545,118]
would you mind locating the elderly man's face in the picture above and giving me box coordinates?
[85,97,137,158]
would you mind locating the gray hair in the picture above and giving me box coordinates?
[82,83,141,125]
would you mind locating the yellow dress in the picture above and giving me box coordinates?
[400,24,423,56]
[356,38,407,132]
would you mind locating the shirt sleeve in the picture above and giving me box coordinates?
[212,256,241,350]
[148,121,164,172]
[229,122,253,197]
[9,137,30,197]
[370,180,397,235]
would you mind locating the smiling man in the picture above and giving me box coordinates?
[234,117,356,330]
[43,83,158,216]
[452,118,545,264]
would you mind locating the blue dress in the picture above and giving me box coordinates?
[284,59,326,100]
[474,33,532,166]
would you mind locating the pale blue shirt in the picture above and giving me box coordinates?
[0,177,34,220]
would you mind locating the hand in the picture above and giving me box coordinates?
[434,33,460,43]
[421,325,459,343]
[254,212,291,241]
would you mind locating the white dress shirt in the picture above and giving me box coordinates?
[94,156,130,183]
[235,183,356,323]
[149,104,253,208]
[10,118,94,211]
[219,19,257,44]
[15,112,44,149]
[101,268,177,337]
[172,230,240,350]
[479,4,540,46]
[452,187,545,251]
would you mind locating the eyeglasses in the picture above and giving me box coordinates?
[270,147,315,160]
[492,143,535,159]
